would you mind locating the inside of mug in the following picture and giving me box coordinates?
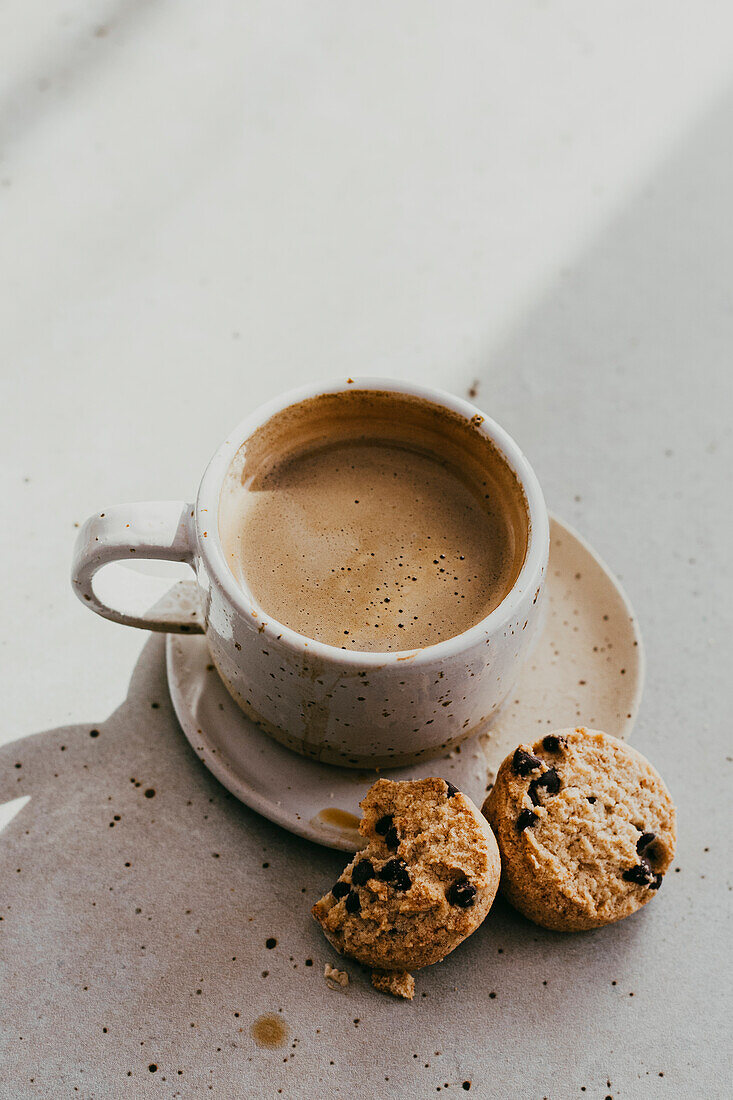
[218,389,529,651]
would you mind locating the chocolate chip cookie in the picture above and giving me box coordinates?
[312,778,501,973]
[483,728,676,931]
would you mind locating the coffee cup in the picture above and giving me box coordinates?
[72,378,549,767]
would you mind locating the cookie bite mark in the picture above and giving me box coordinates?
[312,777,501,975]
[483,728,676,931]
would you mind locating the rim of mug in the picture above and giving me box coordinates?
[196,377,549,667]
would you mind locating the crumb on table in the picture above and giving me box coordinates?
[324,963,349,987]
[371,969,415,1000]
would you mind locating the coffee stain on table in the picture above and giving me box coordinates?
[251,1014,288,1049]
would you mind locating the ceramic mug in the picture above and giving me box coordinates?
[72,378,549,767]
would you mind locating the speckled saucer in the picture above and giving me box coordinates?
[166,515,643,851]
[478,515,645,783]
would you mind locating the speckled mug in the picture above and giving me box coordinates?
[72,378,549,767]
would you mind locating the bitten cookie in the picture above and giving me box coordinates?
[312,778,501,973]
[483,728,676,932]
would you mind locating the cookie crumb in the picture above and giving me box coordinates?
[371,970,415,1000]
[324,963,349,988]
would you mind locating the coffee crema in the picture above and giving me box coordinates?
[219,391,528,652]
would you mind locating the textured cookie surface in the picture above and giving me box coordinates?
[483,728,676,931]
[312,778,500,971]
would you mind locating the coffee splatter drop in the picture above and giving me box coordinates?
[250,1015,288,1049]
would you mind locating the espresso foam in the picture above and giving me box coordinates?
[219,391,528,652]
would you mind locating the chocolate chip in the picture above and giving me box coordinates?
[622,864,648,885]
[445,781,460,798]
[540,766,561,793]
[517,808,538,831]
[512,748,542,776]
[332,881,350,899]
[636,832,656,853]
[587,796,597,804]
[378,858,411,890]
[649,873,663,891]
[528,766,561,805]
[345,890,361,914]
[378,858,405,881]
[351,859,374,886]
[384,826,400,852]
[446,879,477,908]
[622,859,655,886]
[542,735,565,752]
[375,814,393,835]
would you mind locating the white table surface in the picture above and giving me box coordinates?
[1,3,731,1097]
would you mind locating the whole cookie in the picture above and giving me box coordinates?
[483,728,676,932]
[312,778,500,972]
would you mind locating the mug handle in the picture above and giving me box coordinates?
[71,501,204,633]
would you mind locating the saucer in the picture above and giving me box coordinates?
[478,515,644,783]
[166,515,643,851]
